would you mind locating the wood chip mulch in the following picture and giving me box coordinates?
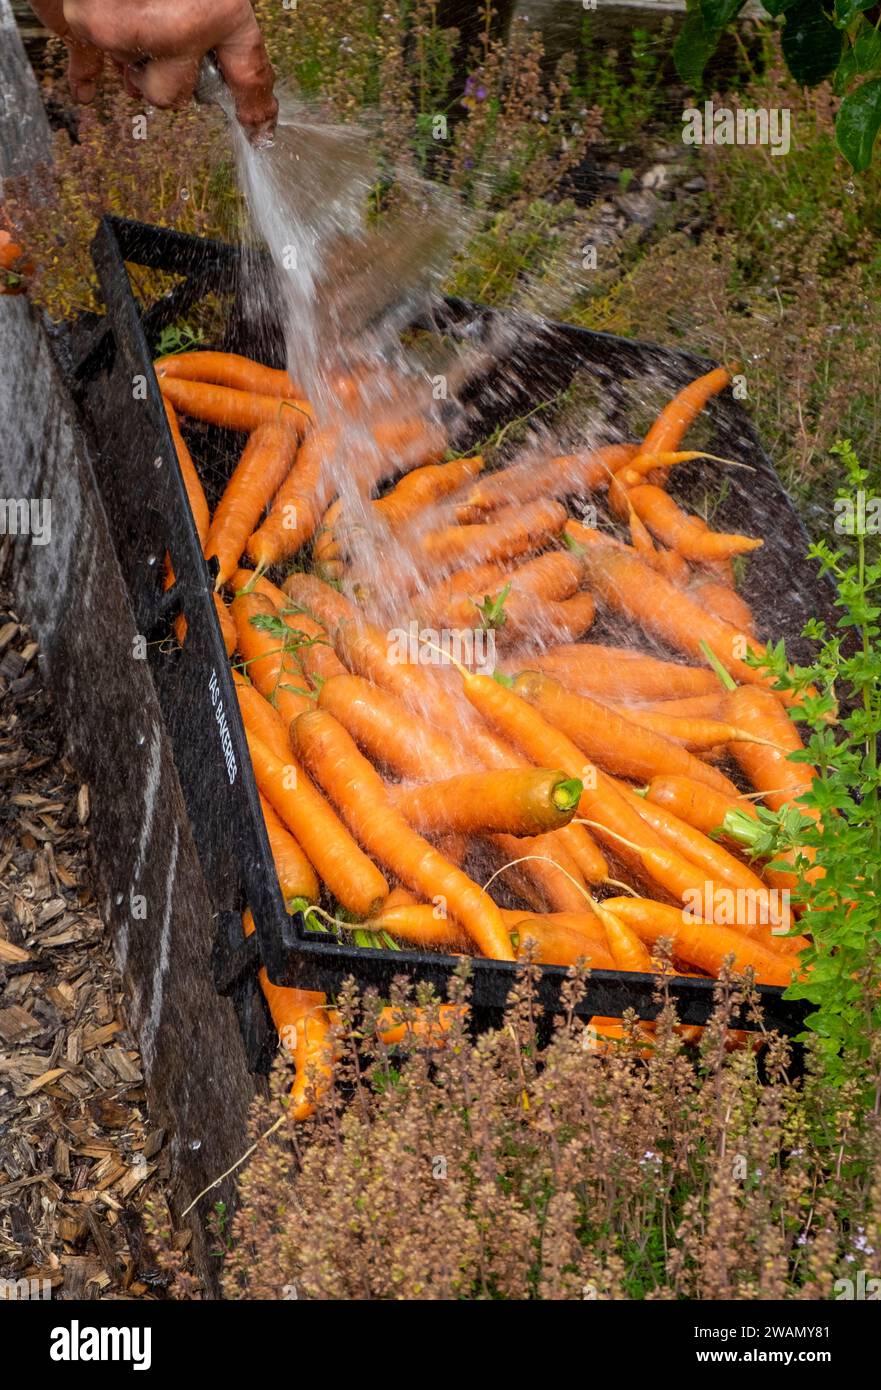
[0,553,196,1300]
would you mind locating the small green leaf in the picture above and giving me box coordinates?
[836,76,881,169]
[673,7,720,87]
[781,0,844,86]
[833,0,876,27]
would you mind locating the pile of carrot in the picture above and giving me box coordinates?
[153,347,825,1113]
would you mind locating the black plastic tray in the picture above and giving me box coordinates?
[69,215,831,1068]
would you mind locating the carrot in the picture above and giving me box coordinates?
[233,669,292,761]
[160,376,312,434]
[163,399,210,543]
[512,670,740,795]
[367,905,466,949]
[613,778,795,941]
[390,767,583,836]
[500,908,606,942]
[722,686,818,814]
[643,774,809,897]
[690,580,756,634]
[456,443,638,522]
[639,367,731,457]
[230,569,346,684]
[374,455,485,529]
[520,643,719,701]
[600,897,798,987]
[571,533,790,697]
[258,795,320,902]
[427,550,584,629]
[242,910,328,1114]
[603,702,781,753]
[488,831,597,914]
[247,429,338,570]
[231,591,314,725]
[290,1006,336,1120]
[420,498,567,573]
[246,728,388,915]
[154,350,299,397]
[205,423,300,586]
[292,708,514,960]
[626,484,762,562]
[624,693,724,719]
[513,918,615,969]
[444,659,744,905]
[593,903,655,973]
[214,594,237,656]
[375,1003,463,1046]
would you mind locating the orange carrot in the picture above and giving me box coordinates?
[242,910,328,1114]
[214,594,237,656]
[205,423,300,586]
[571,532,790,697]
[231,569,346,684]
[420,498,567,574]
[290,1006,336,1119]
[292,708,514,960]
[163,399,210,543]
[513,918,615,969]
[374,455,485,529]
[231,591,313,725]
[624,693,724,719]
[375,1002,463,1046]
[512,670,740,795]
[368,905,466,949]
[246,728,388,915]
[520,643,719,701]
[639,367,731,457]
[722,686,818,814]
[154,350,299,397]
[456,443,638,521]
[390,767,583,836]
[603,702,778,753]
[258,794,320,902]
[593,903,654,972]
[500,908,606,942]
[601,897,798,987]
[247,429,338,570]
[233,669,292,761]
[613,778,796,942]
[160,376,312,434]
[690,580,756,634]
[626,484,762,562]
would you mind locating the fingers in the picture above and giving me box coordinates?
[129,56,202,110]
[215,19,278,138]
[66,40,105,104]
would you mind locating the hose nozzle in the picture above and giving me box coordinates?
[195,53,224,106]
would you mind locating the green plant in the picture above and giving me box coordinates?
[727,441,881,1089]
[674,0,881,170]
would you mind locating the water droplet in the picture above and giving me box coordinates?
[114,892,124,906]
[180,187,190,201]
[845,180,855,195]
[146,554,157,567]
[189,1138,202,1152]
[136,732,146,747]
[153,456,163,469]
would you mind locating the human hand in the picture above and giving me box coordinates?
[29,0,278,138]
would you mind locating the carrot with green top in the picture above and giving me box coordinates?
[231,591,313,725]
[292,708,514,960]
[246,728,388,915]
[569,532,796,699]
[231,570,346,684]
